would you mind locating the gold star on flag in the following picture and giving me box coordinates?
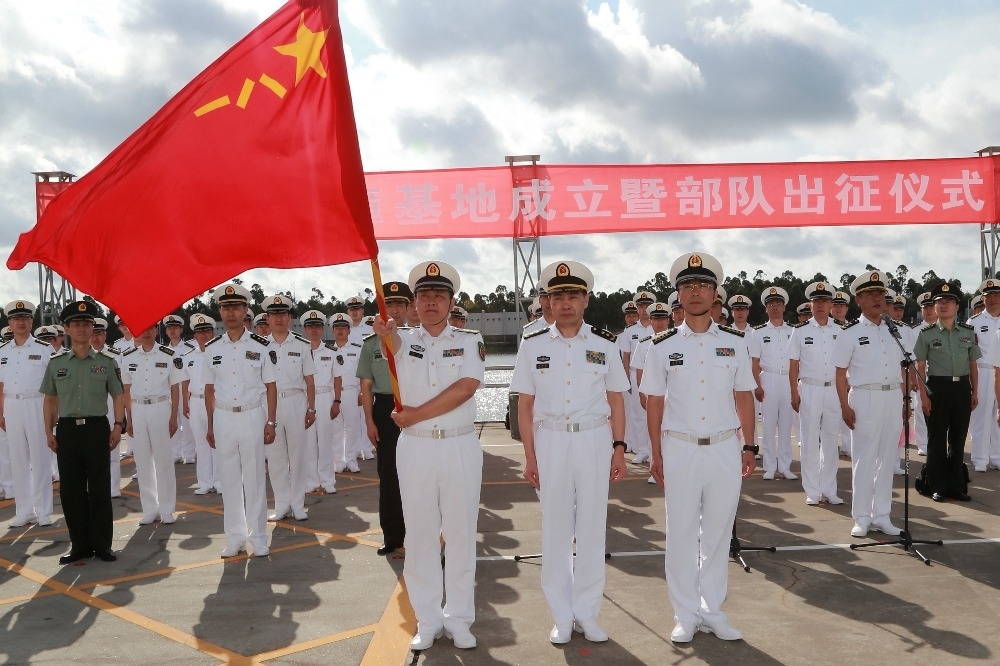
[274,13,329,85]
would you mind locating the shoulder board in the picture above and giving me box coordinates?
[832,319,845,327]
[362,332,378,342]
[35,338,50,347]
[50,349,69,359]
[791,321,807,328]
[909,322,922,329]
[639,335,652,344]
[324,342,338,350]
[591,326,616,343]
[921,323,934,332]
[99,349,118,360]
[205,335,223,347]
[250,333,269,346]
[719,325,745,338]
[122,347,139,356]
[522,320,534,329]
[183,341,195,348]
[159,345,175,356]
[752,323,767,330]
[891,318,905,326]
[842,320,860,330]
[0,340,9,349]
[452,327,478,334]
[959,322,975,330]
[107,346,121,355]
[292,332,309,344]
[350,341,363,348]
[652,329,679,344]
[969,311,982,320]
[524,327,549,340]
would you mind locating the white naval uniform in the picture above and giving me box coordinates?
[0,428,11,500]
[97,346,122,497]
[185,345,219,493]
[349,323,374,458]
[348,322,373,346]
[639,322,755,629]
[510,323,629,629]
[266,332,316,519]
[620,321,652,459]
[970,313,1000,470]
[832,316,905,529]
[394,324,485,636]
[331,341,364,469]
[750,321,794,475]
[120,344,186,521]
[788,319,841,501]
[168,340,197,463]
[522,316,554,339]
[910,320,933,455]
[202,330,276,552]
[304,342,337,493]
[732,323,759,446]
[112,337,135,457]
[0,336,53,521]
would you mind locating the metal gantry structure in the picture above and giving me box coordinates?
[507,154,543,343]
[32,171,77,325]
[978,146,1000,285]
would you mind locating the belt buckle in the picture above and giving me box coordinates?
[75,418,86,426]
[568,423,580,432]
[233,406,243,413]
[431,429,446,439]
[953,377,960,382]
[697,437,711,446]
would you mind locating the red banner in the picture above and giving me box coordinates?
[366,156,1000,240]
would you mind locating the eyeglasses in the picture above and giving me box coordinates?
[679,282,715,293]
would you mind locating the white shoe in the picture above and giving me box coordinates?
[220,543,246,558]
[632,454,649,464]
[671,622,696,643]
[698,617,743,641]
[917,449,927,456]
[410,626,444,651]
[446,627,477,649]
[549,624,572,644]
[974,466,987,473]
[8,515,36,528]
[647,475,656,484]
[762,471,775,480]
[194,488,210,495]
[161,514,176,524]
[322,486,336,494]
[348,461,361,473]
[781,470,798,480]
[37,515,53,526]
[872,520,901,536]
[362,451,375,461]
[573,619,608,642]
[893,467,905,475]
[851,521,870,538]
[268,509,291,522]
[253,545,270,557]
[805,497,820,506]
[138,515,158,526]
[293,511,308,521]
[826,496,845,505]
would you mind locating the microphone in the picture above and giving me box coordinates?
[881,312,902,339]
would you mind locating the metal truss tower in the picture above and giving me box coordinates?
[32,171,77,324]
[507,155,543,344]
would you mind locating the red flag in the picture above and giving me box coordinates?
[8,0,377,331]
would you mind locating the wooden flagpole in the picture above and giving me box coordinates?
[369,257,403,412]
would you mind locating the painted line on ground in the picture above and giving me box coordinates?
[360,578,417,666]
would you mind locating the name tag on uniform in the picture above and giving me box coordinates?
[536,355,550,369]
[212,355,222,366]
[409,351,423,359]
[859,337,870,346]
[716,348,735,357]
[961,336,973,343]
[443,348,464,358]
[981,326,989,333]
[128,364,138,372]
[92,365,107,374]
[28,354,41,360]
[931,339,943,348]
[155,362,168,368]
[288,352,301,357]
[585,350,606,365]
[188,360,196,367]
[804,337,813,345]
[668,352,683,367]
[56,368,68,377]
[0,359,6,365]
[409,344,423,359]
[246,351,260,361]
[320,356,331,361]
[762,336,771,343]
[411,345,425,353]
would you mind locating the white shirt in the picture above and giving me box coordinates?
[787,318,839,382]
[348,322,373,346]
[522,316,553,339]
[510,323,629,423]
[393,324,485,430]
[185,346,208,395]
[310,342,337,391]
[331,340,364,389]
[267,332,316,392]
[629,332,656,374]
[639,322,755,436]
[969,310,1000,365]
[201,329,277,408]
[112,337,135,352]
[0,336,52,395]
[749,321,792,373]
[832,316,905,386]
[120,344,186,398]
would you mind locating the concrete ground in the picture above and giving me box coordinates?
[2,424,1000,665]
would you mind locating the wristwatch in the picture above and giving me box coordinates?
[612,440,628,451]
[266,420,277,427]
[333,399,342,404]
[306,408,317,414]
[742,444,759,455]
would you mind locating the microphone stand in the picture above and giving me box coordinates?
[850,314,942,565]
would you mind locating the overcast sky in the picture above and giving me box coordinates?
[2,0,1000,311]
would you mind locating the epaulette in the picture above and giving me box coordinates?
[909,321,922,329]
[205,335,223,347]
[159,345,175,356]
[362,332,378,342]
[833,319,845,327]
[752,323,767,330]
[50,349,69,359]
[959,322,975,331]
[107,346,121,355]
[842,320,859,329]
[524,327,549,340]
[183,341,195,349]
[591,326,616,343]
[99,349,118,360]
[292,332,309,344]
[452,327,478,334]
[350,341,363,348]
[122,347,139,356]
[35,338,50,347]
[891,318,905,327]
[652,329,679,344]
[325,342,338,350]
[522,320,534,329]
[639,335,652,344]
[250,333,269,346]
[719,324,745,338]
[791,321,807,328]
[0,340,9,349]
[921,323,934,332]
[969,311,982,320]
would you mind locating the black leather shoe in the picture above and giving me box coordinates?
[953,492,972,502]
[377,544,402,556]
[59,550,94,565]
[96,548,117,562]
[932,492,947,503]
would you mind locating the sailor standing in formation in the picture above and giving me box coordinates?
[751,286,796,481]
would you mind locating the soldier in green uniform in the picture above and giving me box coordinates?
[358,280,412,555]
[40,301,125,564]
[913,281,981,502]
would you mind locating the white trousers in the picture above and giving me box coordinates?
[625,372,650,457]
[333,386,363,468]
[267,392,308,515]
[760,371,793,474]
[797,383,841,500]
[662,433,742,627]
[131,400,176,519]
[5,397,53,519]
[110,442,121,496]
[912,390,927,453]
[303,390,336,492]
[970,366,1000,468]
[189,397,219,492]
[0,428,12,497]
[849,388,903,524]
[536,423,612,627]
[397,430,482,633]
[215,408,268,550]
[171,413,196,462]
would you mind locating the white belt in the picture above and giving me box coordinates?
[665,429,737,445]
[762,368,789,375]
[978,362,992,368]
[403,425,475,439]
[133,395,169,405]
[853,383,901,391]
[277,389,303,398]
[799,378,833,387]
[315,386,333,394]
[216,403,261,413]
[5,392,42,400]
[341,384,360,391]
[189,392,205,399]
[537,416,608,433]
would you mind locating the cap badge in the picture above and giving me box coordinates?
[78,303,87,312]
[769,288,777,295]
[942,284,950,292]
[871,272,879,282]
[427,263,440,277]
[390,283,399,292]
[225,286,235,295]
[15,301,23,309]
[274,296,282,305]
[689,254,702,268]
[198,317,205,324]
[556,263,570,277]
[989,281,995,288]
[737,296,745,303]
[817,283,824,290]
